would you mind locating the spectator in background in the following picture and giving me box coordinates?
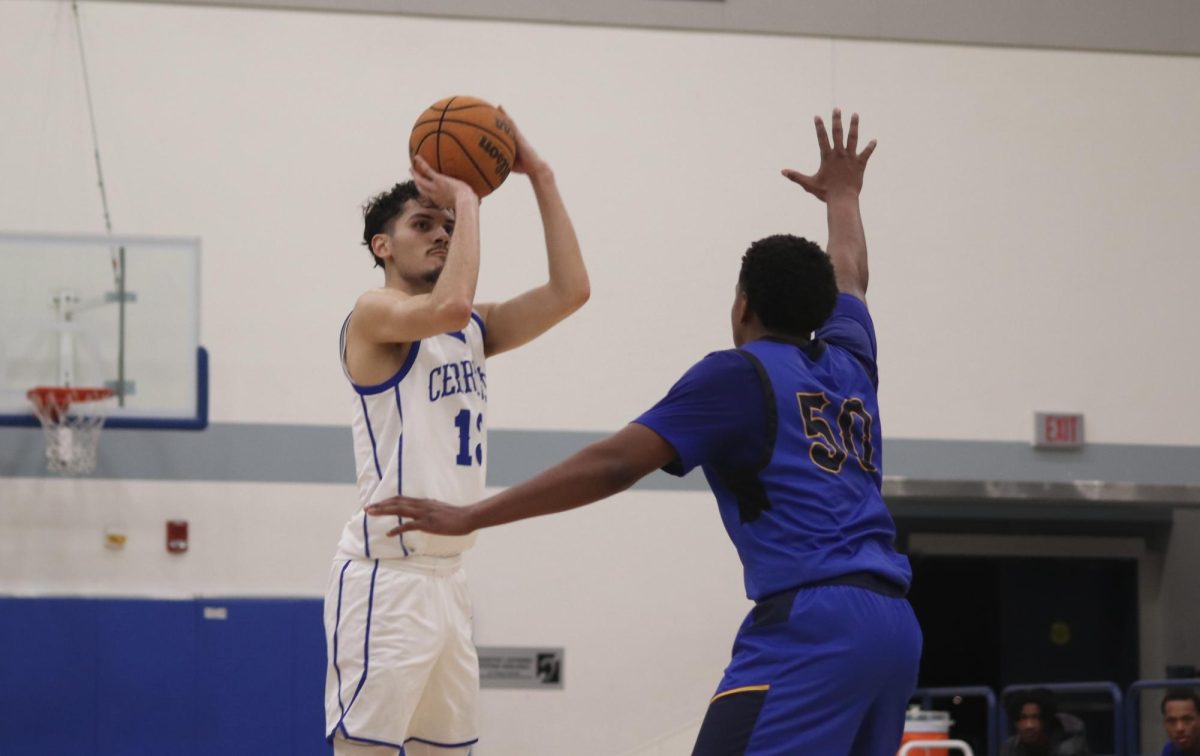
[1001,688,1091,756]
[1161,689,1200,756]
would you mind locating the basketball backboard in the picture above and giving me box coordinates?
[0,231,206,429]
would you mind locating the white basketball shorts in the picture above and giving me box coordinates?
[324,555,479,751]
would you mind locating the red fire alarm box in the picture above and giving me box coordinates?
[167,520,188,554]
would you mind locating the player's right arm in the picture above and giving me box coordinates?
[782,109,876,301]
[363,351,767,535]
[366,423,676,535]
[354,157,482,344]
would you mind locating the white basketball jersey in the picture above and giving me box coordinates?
[337,311,487,559]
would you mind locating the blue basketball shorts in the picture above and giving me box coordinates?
[692,575,923,756]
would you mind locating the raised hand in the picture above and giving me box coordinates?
[365,495,478,536]
[781,109,876,202]
[410,154,477,209]
[498,106,549,177]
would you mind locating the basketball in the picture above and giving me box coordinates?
[409,96,517,199]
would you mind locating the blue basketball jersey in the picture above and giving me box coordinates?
[635,294,911,600]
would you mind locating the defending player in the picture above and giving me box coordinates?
[367,110,922,755]
[325,112,589,756]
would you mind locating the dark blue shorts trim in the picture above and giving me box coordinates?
[693,687,769,755]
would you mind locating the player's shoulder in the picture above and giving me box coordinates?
[350,287,418,334]
[355,286,410,311]
[817,294,880,386]
[818,293,877,349]
[697,347,760,371]
[828,291,871,320]
[674,348,763,392]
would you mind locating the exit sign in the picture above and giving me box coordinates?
[1034,412,1084,449]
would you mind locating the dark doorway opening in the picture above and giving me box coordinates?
[907,554,1139,754]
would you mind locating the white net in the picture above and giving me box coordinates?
[28,388,112,475]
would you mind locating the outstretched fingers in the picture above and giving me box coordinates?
[781,168,822,198]
[386,521,419,537]
[366,495,419,517]
[789,108,878,200]
[846,113,877,163]
[860,138,878,164]
[369,496,426,536]
[367,495,474,536]
[814,115,832,156]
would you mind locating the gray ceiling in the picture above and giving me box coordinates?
[103,0,1200,56]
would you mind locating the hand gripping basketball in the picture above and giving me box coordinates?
[409,96,517,199]
[410,155,475,208]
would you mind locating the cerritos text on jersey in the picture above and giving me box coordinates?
[429,359,487,402]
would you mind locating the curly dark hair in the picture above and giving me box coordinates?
[737,234,838,338]
[1006,688,1061,732]
[361,181,423,269]
[1162,688,1200,715]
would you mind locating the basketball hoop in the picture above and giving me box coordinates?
[27,386,114,475]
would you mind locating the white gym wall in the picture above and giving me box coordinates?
[2,2,1198,753]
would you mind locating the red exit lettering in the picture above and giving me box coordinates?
[1036,413,1084,448]
[1044,415,1078,444]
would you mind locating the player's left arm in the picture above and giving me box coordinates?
[782,109,875,301]
[367,351,764,535]
[366,423,675,536]
[475,111,590,357]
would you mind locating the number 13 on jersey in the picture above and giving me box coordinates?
[454,409,484,466]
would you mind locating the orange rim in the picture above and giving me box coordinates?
[27,386,114,413]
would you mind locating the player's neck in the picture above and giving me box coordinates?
[383,266,433,296]
[734,312,767,347]
[736,313,812,347]
[739,325,814,348]
[737,323,767,346]
[762,329,812,346]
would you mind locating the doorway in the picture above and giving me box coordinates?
[907,554,1139,754]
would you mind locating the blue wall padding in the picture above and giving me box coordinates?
[1,599,100,753]
[0,597,330,756]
